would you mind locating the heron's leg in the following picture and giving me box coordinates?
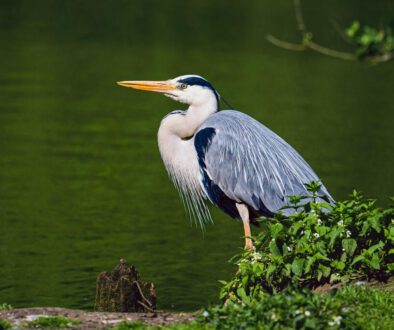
[236,203,253,250]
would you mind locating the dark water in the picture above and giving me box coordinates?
[0,1,393,311]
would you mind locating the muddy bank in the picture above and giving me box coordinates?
[0,307,195,329]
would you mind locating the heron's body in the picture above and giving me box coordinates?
[118,74,334,249]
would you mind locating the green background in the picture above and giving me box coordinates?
[0,0,393,311]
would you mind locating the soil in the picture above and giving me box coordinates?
[0,307,195,329]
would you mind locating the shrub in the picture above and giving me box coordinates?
[109,321,212,330]
[346,21,394,60]
[0,304,12,311]
[27,316,79,328]
[0,319,12,330]
[200,285,394,330]
[220,185,393,301]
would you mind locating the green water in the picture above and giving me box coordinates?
[0,1,393,311]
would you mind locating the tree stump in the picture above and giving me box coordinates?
[95,259,156,313]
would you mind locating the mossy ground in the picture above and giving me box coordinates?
[1,285,393,329]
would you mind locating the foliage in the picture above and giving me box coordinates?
[110,322,148,330]
[346,21,394,60]
[109,187,394,330]
[27,316,79,329]
[220,186,393,301]
[199,285,394,330]
[0,304,12,311]
[0,319,12,330]
[109,321,212,330]
[110,286,394,330]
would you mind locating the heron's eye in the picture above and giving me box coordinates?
[179,83,188,90]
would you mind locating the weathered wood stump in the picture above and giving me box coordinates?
[95,259,156,313]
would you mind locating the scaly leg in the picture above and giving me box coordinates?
[236,203,253,250]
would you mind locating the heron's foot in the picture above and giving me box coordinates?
[244,238,254,250]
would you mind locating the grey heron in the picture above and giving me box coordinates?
[117,75,334,249]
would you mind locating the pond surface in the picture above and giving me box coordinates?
[0,1,393,311]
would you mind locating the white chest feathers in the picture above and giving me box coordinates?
[157,127,212,228]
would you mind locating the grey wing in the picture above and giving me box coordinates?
[198,110,334,216]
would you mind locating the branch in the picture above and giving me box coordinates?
[294,0,307,33]
[266,0,391,64]
[266,34,305,51]
[266,34,356,61]
[307,41,357,61]
[137,300,156,313]
[133,281,153,307]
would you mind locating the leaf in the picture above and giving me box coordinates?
[270,223,284,238]
[329,227,342,248]
[269,240,282,257]
[318,264,331,278]
[370,216,382,233]
[351,255,365,265]
[252,263,263,277]
[291,258,305,277]
[342,239,357,256]
[242,275,249,288]
[330,273,341,283]
[266,264,277,282]
[236,287,250,303]
[369,254,380,270]
[361,221,371,235]
[304,256,316,274]
[367,241,384,254]
[331,260,345,270]
[314,252,330,261]
[293,222,303,234]
[317,270,323,281]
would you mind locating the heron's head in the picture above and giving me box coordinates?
[117,74,219,107]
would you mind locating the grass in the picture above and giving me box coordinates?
[27,316,79,328]
[0,319,12,330]
[0,304,12,311]
[109,321,212,330]
[202,285,394,330]
[109,285,394,330]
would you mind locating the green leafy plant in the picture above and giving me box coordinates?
[27,316,79,329]
[220,185,393,301]
[0,319,12,330]
[346,21,394,60]
[0,304,12,311]
[110,322,148,330]
[199,285,394,330]
[109,321,212,330]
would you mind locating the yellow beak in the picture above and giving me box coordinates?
[117,80,176,93]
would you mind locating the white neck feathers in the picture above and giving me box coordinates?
[157,97,218,227]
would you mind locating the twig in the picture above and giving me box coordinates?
[294,0,307,33]
[266,34,305,51]
[266,0,360,62]
[308,41,357,60]
[137,300,156,313]
[369,52,394,64]
[133,281,153,307]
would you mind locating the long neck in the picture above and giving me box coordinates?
[157,94,218,187]
[174,96,218,138]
